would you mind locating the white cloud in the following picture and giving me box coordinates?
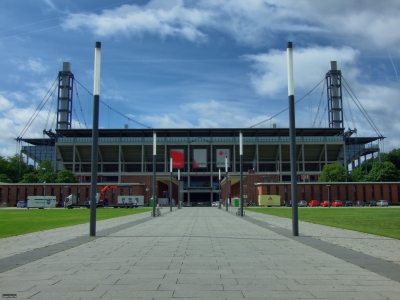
[0,99,51,157]
[286,0,400,49]
[43,0,56,10]
[0,94,14,111]
[61,0,400,51]
[16,58,48,74]
[142,114,193,128]
[62,1,211,42]
[243,46,359,97]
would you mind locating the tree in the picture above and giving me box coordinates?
[20,172,39,183]
[56,170,78,183]
[0,174,12,183]
[318,163,346,182]
[6,154,28,183]
[367,162,400,182]
[383,148,400,170]
[0,156,8,174]
[348,167,367,182]
[37,159,54,173]
[37,159,57,183]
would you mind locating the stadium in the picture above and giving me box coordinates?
[2,61,398,207]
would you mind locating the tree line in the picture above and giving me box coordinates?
[319,148,400,182]
[0,155,78,184]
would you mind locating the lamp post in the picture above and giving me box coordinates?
[170,157,172,212]
[178,169,181,209]
[41,168,46,202]
[152,132,156,217]
[218,168,221,209]
[225,156,228,212]
[287,41,298,236]
[239,131,243,216]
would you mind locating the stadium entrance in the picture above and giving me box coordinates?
[182,175,221,206]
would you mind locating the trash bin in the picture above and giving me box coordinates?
[234,198,240,207]
[149,198,154,207]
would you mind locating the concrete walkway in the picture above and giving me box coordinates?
[1,207,400,299]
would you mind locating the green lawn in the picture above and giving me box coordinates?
[0,208,152,239]
[246,207,400,240]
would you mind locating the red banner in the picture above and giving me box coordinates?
[171,149,184,169]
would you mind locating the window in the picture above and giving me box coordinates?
[310,186,314,199]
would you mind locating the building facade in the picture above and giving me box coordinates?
[4,127,390,207]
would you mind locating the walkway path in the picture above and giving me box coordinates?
[0,207,399,299]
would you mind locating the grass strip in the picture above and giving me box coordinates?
[246,207,400,240]
[0,208,152,239]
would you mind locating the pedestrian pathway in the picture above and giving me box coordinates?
[245,209,400,266]
[1,208,400,299]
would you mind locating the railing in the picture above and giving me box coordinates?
[57,136,344,144]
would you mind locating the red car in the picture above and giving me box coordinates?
[308,200,319,207]
[320,200,330,207]
[331,200,343,207]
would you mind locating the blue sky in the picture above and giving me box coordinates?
[1,0,399,157]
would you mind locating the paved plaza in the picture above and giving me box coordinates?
[1,207,400,299]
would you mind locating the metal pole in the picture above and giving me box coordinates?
[287,41,299,236]
[178,169,181,209]
[44,181,46,200]
[153,132,156,217]
[225,156,228,211]
[240,131,243,216]
[90,41,101,237]
[170,157,172,212]
[218,168,221,209]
